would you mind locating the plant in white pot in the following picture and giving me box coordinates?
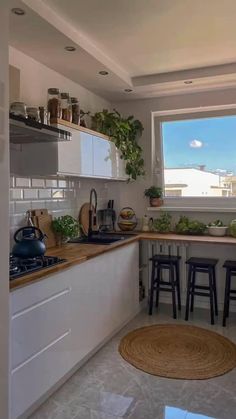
[144,186,163,207]
[207,219,227,237]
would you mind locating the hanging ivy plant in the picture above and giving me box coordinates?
[90,109,145,180]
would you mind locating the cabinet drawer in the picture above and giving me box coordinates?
[11,269,70,315]
[11,286,71,369]
[11,330,71,419]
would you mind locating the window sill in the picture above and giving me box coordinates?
[147,206,236,213]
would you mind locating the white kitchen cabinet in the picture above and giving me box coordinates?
[10,243,139,419]
[10,270,72,419]
[69,242,139,366]
[58,128,93,176]
[10,121,128,180]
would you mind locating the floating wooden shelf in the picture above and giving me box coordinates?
[51,118,110,141]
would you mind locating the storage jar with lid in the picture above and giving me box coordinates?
[60,92,72,122]
[26,107,40,122]
[47,88,62,120]
[71,97,80,125]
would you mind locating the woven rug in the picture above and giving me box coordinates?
[119,324,236,379]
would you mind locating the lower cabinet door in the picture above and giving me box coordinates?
[69,243,139,367]
[11,331,72,419]
[10,272,72,419]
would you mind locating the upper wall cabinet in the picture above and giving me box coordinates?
[10,120,128,181]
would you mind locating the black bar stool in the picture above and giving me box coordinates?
[185,257,218,325]
[223,260,236,327]
[149,254,181,319]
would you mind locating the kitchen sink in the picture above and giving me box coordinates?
[69,233,137,245]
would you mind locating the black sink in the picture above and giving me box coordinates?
[69,233,136,245]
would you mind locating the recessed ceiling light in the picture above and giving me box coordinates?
[99,70,109,76]
[124,88,133,92]
[184,80,193,85]
[11,7,25,15]
[64,46,76,52]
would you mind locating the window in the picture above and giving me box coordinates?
[160,114,236,199]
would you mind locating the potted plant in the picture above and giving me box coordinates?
[90,109,144,180]
[152,212,172,233]
[52,215,79,245]
[207,219,227,237]
[144,186,163,207]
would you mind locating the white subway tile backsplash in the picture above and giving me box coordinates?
[31,200,46,210]
[58,180,67,188]
[10,175,109,234]
[10,189,23,200]
[45,179,58,188]
[31,178,45,188]
[9,202,15,214]
[52,189,64,199]
[15,177,31,188]
[23,189,38,200]
[15,201,32,213]
[10,176,14,188]
[38,189,52,199]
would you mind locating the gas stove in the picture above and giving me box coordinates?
[10,255,66,280]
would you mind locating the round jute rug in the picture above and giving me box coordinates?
[119,324,236,379]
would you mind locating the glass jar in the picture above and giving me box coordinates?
[10,101,28,118]
[47,88,61,120]
[71,97,80,125]
[60,92,72,122]
[39,106,50,125]
[26,107,40,122]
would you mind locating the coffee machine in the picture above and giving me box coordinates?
[98,200,116,232]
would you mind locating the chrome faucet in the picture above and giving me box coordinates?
[88,188,98,237]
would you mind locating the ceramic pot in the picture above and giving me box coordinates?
[150,197,163,207]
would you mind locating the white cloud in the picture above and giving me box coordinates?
[189,139,203,148]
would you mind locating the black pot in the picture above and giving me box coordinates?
[12,226,46,259]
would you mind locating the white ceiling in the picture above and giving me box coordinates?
[9,0,236,100]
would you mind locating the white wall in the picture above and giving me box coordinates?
[111,88,236,221]
[0,2,10,418]
[9,46,110,121]
[9,47,113,244]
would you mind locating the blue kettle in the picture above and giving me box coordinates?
[12,226,46,259]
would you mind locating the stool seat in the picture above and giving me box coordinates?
[186,257,218,267]
[150,255,181,263]
[223,260,236,270]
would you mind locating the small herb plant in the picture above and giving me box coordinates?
[90,109,144,180]
[153,212,172,233]
[175,216,206,235]
[208,219,225,227]
[52,215,79,241]
[144,186,163,199]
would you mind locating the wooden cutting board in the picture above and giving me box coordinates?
[29,209,56,248]
[79,203,98,236]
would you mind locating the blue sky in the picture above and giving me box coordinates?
[162,116,236,174]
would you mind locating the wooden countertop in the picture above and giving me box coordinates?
[10,232,236,291]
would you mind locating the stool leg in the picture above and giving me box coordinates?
[190,267,196,312]
[170,264,177,319]
[155,265,161,308]
[223,269,230,327]
[226,273,231,318]
[149,263,156,315]
[175,261,181,311]
[212,267,218,316]
[208,268,215,325]
[185,265,192,321]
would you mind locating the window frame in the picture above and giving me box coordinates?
[152,104,236,211]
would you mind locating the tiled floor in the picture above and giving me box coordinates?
[29,305,236,419]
